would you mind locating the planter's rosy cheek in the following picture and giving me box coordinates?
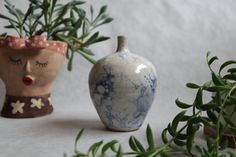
[31,50,65,86]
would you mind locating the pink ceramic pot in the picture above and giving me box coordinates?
[0,35,67,118]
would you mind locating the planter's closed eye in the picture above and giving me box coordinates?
[9,57,22,65]
[36,61,48,68]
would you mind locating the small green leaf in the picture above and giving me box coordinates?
[207,111,218,124]
[167,123,175,136]
[172,111,186,131]
[101,140,118,156]
[223,74,236,81]
[67,51,74,71]
[115,145,122,157]
[129,136,139,152]
[206,86,230,92]
[97,18,114,26]
[161,128,168,144]
[175,99,192,109]
[208,56,218,66]
[203,81,213,89]
[201,103,218,111]
[188,117,202,124]
[0,13,17,23]
[228,68,236,73]
[98,5,107,16]
[195,88,203,109]
[186,124,198,155]
[173,139,186,146]
[186,83,200,89]
[78,50,96,64]
[87,140,103,157]
[129,136,145,152]
[219,60,236,74]
[90,5,94,20]
[80,48,95,56]
[176,133,188,140]
[84,32,99,46]
[212,72,225,86]
[146,124,155,150]
[74,129,84,153]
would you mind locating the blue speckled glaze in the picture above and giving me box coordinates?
[89,36,157,131]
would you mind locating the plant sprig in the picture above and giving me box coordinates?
[0,0,113,70]
[66,53,236,157]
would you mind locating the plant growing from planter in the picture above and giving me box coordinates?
[0,0,113,118]
[67,53,236,157]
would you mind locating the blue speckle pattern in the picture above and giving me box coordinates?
[145,74,157,94]
[89,54,157,131]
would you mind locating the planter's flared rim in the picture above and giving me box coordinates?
[0,35,68,55]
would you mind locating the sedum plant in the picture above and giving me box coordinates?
[0,0,113,70]
[66,53,236,157]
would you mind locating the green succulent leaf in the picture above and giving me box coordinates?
[172,111,186,131]
[208,56,218,66]
[186,83,200,89]
[74,129,84,153]
[223,74,236,81]
[212,72,225,86]
[147,124,155,150]
[219,60,236,74]
[101,140,118,156]
[195,88,203,109]
[87,140,103,157]
[129,136,145,153]
[175,99,192,109]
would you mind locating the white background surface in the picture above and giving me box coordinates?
[0,0,236,156]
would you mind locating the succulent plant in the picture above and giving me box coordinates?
[0,0,113,70]
[66,53,236,157]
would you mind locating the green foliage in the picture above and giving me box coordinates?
[0,0,113,70]
[65,53,236,156]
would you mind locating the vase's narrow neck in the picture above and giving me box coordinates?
[116,36,129,53]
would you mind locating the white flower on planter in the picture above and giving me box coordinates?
[48,97,52,106]
[11,101,25,114]
[30,98,44,109]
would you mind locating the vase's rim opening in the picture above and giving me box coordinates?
[116,35,129,53]
[0,35,68,56]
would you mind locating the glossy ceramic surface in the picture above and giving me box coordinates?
[89,36,157,131]
[0,36,66,118]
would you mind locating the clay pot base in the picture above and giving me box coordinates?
[204,125,236,148]
[1,94,53,118]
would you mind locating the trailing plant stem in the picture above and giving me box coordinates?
[215,85,236,156]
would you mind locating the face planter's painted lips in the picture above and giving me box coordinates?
[22,76,34,86]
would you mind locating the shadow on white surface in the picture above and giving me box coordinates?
[38,118,106,132]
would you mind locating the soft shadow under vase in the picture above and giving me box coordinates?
[89,36,157,131]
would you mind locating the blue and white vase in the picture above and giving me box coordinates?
[89,36,157,131]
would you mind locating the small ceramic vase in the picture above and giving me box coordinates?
[0,35,67,118]
[89,36,157,131]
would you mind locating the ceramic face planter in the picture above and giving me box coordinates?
[89,36,157,131]
[0,36,67,118]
